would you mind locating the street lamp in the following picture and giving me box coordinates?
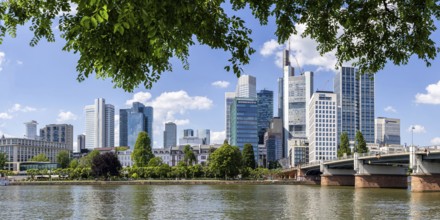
[411,126,415,148]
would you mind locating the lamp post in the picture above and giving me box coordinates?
[411,126,415,148]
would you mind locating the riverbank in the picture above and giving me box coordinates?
[9,179,317,186]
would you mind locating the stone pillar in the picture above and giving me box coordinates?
[411,174,440,192]
[321,175,354,186]
[355,174,407,189]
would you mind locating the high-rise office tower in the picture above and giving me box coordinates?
[77,134,86,152]
[225,92,236,144]
[308,91,338,162]
[282,50,314,157]
[119,102,153,149]
[257,89,274,144]
[40,124,74,150]
[277,77,284,118]
[24,120,38,140]
[264,117,283,164]
[183,129,194,137]
[230,97,259,154]
[335,67,375,143]
[163,122,177,148]
[375,117,400,146]
[198,129,211,145]
[85,98,115,149]
[235,75,257,98]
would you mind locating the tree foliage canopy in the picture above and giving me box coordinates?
[0,152,7,169]
[242,143,256,169]
[183,145,197,166]
[355,131,368,153]
[208,142,242,179]
[132,131,154,167]
[338,132,351,157]
[91,152,122,177]
[29,153,50,162]
[2,1,439,91]
[56,150,71,168]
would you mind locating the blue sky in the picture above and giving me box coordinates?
[0,9,439,149]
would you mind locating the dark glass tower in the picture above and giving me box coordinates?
[257,89,274,144]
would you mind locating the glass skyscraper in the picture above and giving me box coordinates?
[85,98,115,149]
[163,122,177,148]
[119,102,153,148]
[230,98,258,156]
[257,89,274,144]
[335,67,375,143]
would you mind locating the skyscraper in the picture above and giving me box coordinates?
[119,102,153,149]
[24,120,38,140]
[40,124,74,150]
[77,134,86,152]
[183,129,194,137]
[335,67,375,143]
[85,98,115,149]
[230,97,258,154]
[277,77,283,118]
[264,117,283,164]
[198,129,210,145]
[225,92,236,144]
[257,89,274,144]
[235,75,257,98]
[282,50,314,157]
[375,117,400,146]
[164,122,177,148]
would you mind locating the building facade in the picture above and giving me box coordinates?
[163,122,177,148]
[335,67,375,143]
[308,92,338,162]
[257,89,274,144]
[288,139,309,167]
[77,134,86,152]
[39,124,74,150]
[119,102,153,148]
[225,92,236,144]
[375,117,400,146]
[183,129,194,137]
[85,98,115,149]
[24,120,38,140]
[230,98,259,159]
[264,117,283,164]
[197,129,210,145]
[235,75,257,98]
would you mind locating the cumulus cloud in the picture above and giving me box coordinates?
[174,119,190,126]
[0,112,12,120]
[384,106,397,113]
[260,39,282,57]
[211,81,230,88]
[125,91,152,106]
[415,81,440,105]
[431,137,440,145]
[9,104,37,113]
[407,125,426,134]
[16,60,23,65]
[57,111,78,123]
[211,130,226,144]
[0,52,5,71]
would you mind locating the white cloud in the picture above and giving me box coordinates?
[0,130,13,138]
[260,39,282,57]
[211,81,230,88]
[431,137,440,145]
[173,119,190,126]
[9,104,37,113]
[0,51,5,71]
[384,106,397,113]
[125,91,152,106]
[16,60,23,65]
[211,130,226,144]
[415,81,440,104]
[0,113,12,120]
[407,125,426,134]
[114,115,120,146]
[57,111,77,123]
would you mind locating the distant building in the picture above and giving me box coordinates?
[236,75,257,98]
[198,129,210,145]
[258,144,267,167]
[119,102,153,149]
[264,117,283,164]
[24,120,38,140]
[183,129,194,137]
[335,67,375,143]
[375,117,400,146]
[40,124,74,150]
[85,98,115,149]
[288,139,309,167]
[179,136,203,146]
[257,89,274,144]
[163,122,177,148]
[308,91,338,162]
[225,92,236,144]
[77,134,86,152]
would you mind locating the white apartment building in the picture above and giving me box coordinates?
[85,98,115,149]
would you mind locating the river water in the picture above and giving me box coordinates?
[0,185,439,219]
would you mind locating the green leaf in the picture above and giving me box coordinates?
[91,17,97,28]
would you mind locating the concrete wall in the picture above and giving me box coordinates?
[411,175,440,192]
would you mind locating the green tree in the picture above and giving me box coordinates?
[0,152,7,169]
[132,131,154,167]
[183,145,197,166]
[355,131,368,154]
[242,143,256,169]
[56,150,71,168]
[1,1,438,91]
[69,159,79,169]
[148,157,163,167]
[91,152,122,178]
[79,150,100,168]
[208,142,242,179]
[338,132,351,157]
[29,153,50,162]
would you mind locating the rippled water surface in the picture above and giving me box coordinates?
[1,185,439,219]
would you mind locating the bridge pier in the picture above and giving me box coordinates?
[410,153,440,192]
[320,165,355,186]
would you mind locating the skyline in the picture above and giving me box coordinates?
[0,16,439,148]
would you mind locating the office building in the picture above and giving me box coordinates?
[264,117,283,165]
[257,89,274,144]
[235,75,257,98]
[163,122,177,148]
[308,91,338,162]
[119,102,153,149]
[225,92,236,144]
[335,67,375,143]
[288,139,309,167]
[39,124,74,150]
[85,98,115,149]
[24,120,38,140]
[198,129,210,145]
[77,134,86,152]
[375,117,400,146]
[183,129,194,137]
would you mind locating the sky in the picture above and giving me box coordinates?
[0,7,439,149]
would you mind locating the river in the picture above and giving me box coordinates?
[0,185,439,219]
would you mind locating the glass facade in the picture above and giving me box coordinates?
[257,90,274,144]
[119,102,153,149]
[164,122,177,148]
[230,98,259,159]
[375,117,400,145]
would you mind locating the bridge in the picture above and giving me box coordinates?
[281,146,440,192]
